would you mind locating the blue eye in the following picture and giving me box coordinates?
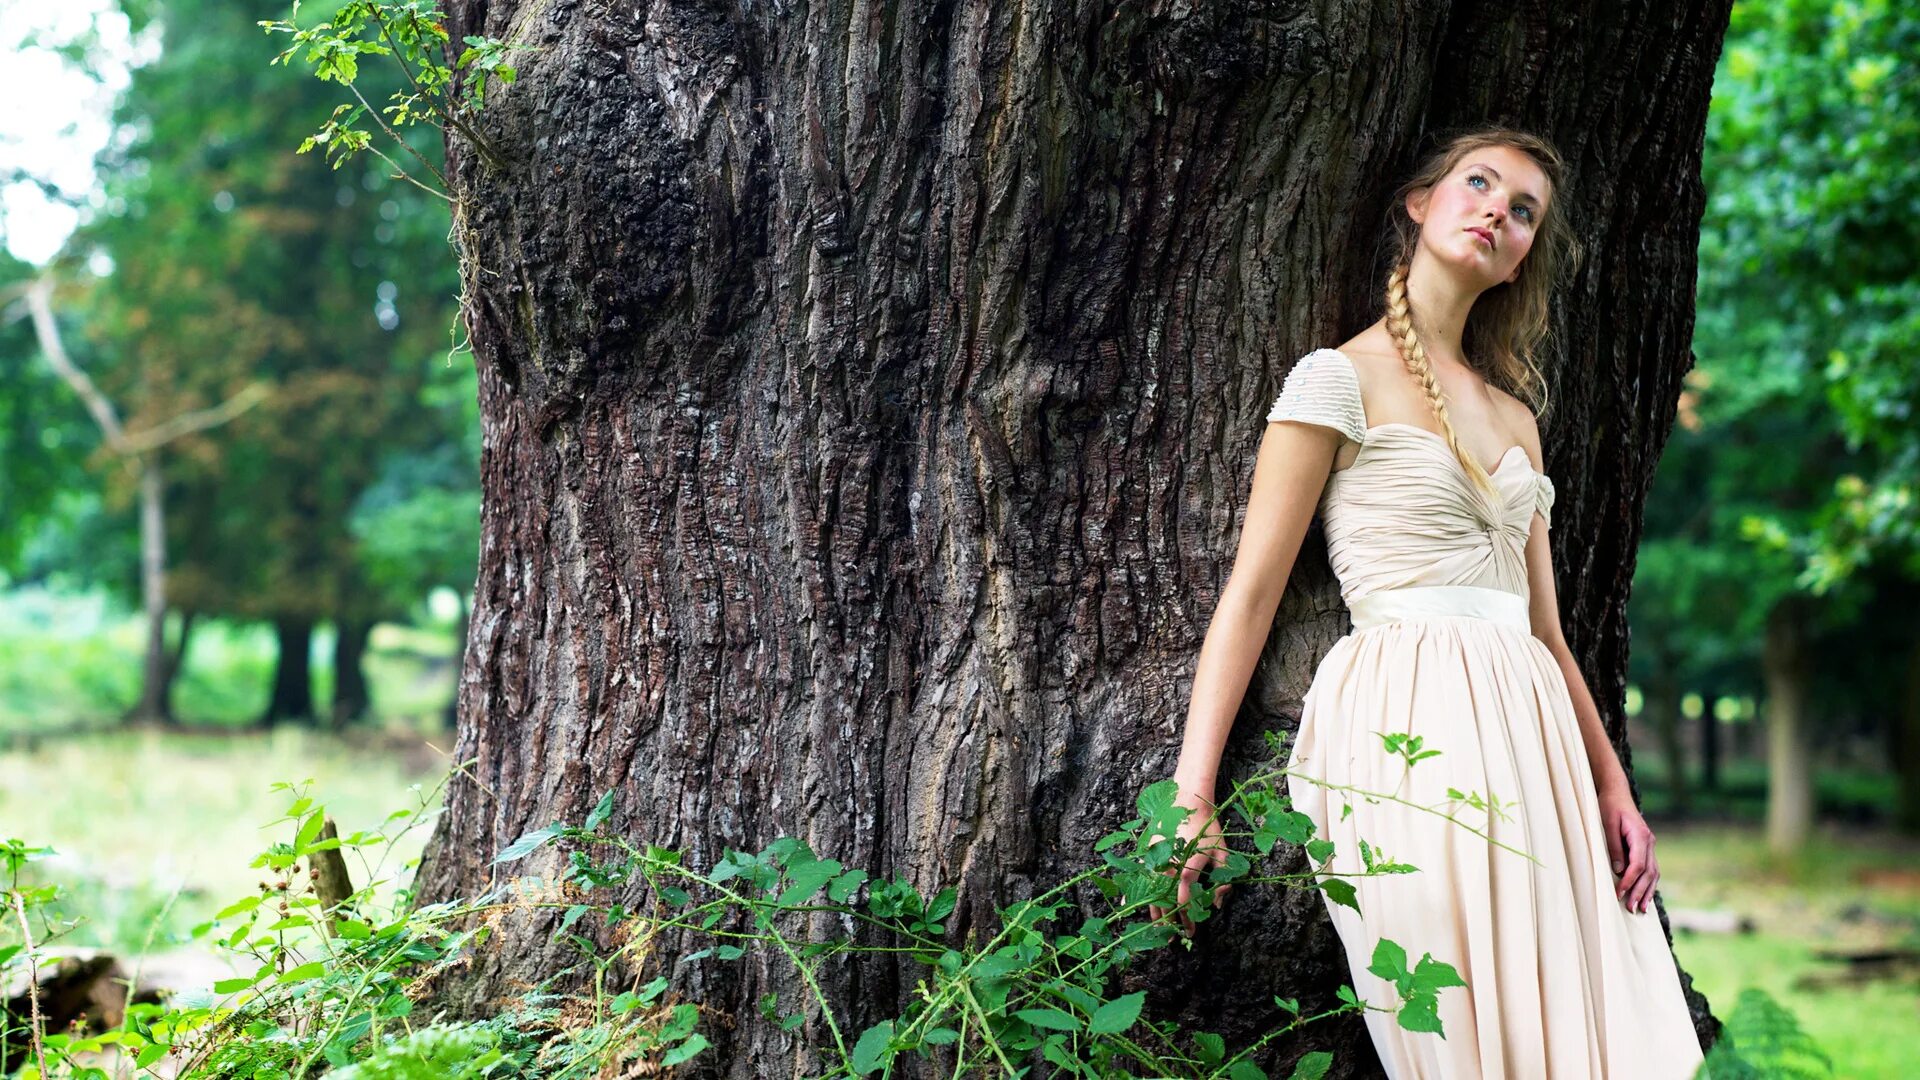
[1469,172,1534,222]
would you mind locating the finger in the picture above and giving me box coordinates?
[1633,873,1657,914]
[1620,835,1652,898]
[1213,883,1231,908]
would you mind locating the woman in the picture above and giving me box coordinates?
[1154,127,1708,1077]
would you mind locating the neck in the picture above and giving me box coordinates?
[1403,246,1482,369]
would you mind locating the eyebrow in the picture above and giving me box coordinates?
[1467,162,1543,207]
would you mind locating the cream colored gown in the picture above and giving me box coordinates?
[1268,348,1706,1079]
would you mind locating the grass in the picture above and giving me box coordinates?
[0,727,450,958]
[1658,819,1920,1079]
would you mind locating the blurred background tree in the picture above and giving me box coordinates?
[3,0,475,729]
[1633,0,1920,845]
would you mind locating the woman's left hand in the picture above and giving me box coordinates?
[1597,785,1660,913]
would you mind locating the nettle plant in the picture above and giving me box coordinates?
[492,728,1488,1079]
[260,1,525,198]
[2,731,1503,1078]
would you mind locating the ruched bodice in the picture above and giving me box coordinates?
[1267,347,1556,609]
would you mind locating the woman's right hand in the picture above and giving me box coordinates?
[1146,785,1233,937]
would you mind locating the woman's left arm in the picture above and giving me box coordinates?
[1513,409,1662,914]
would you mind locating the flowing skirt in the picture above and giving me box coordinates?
[1284,585,1706,1079]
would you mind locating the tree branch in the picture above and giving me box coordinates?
[23,275,272,458]
[24,276,129,452]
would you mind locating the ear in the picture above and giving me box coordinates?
[1405,186,1430,225]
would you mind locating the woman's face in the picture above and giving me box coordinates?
[1409,145,1551,288]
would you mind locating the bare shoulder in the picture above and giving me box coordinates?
[1490,384,1544,462]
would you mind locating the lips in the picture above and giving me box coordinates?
[1467,226,1495,250]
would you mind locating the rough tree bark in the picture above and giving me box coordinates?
[414,1,1733,1073]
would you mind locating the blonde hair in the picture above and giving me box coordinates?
[1381,124,1581,495]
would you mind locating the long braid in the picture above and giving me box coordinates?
[1384,253,1498,497]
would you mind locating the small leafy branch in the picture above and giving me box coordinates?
[260,1,528,197]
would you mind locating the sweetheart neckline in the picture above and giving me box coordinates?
[1311,347,1531,481]
[1364,422,1532,481]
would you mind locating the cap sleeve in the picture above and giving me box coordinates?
[1265,349,1366,445]
[1533,473,1556,528]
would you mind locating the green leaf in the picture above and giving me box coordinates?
[280,961,327,983]
[776,855,844,905]
[1088,991,1145,1035]
[585,789,617,831]
[850,1020,896,1074]
[661,1033,709,1066]
[1014,1007,1082,1032]
[1411,952,1467,993]
[293,810,327,853]
[214,895,262,920]
[1368,937,1409,986]
[213,977,256,994]
[827,868,869,902]
[493,823,565,863]
[1396,994,1444,1034]
[1228,1061,1269,1080]
[1287,1051,1334,1080]
[1320,877,1360,914]
[1192,1031,1227,1064]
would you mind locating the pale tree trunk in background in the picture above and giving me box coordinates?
[1764,603,1814,856]
[21,277,264,728]
[414,1,1734,1072]
[133,460,172,723]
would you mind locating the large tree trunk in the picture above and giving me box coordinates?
[415,0,1733,1072]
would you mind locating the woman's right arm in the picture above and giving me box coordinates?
[1172,419,1342,795]
[1149,417,1342,933]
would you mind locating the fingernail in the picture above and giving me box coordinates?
[1612,862,1622,872]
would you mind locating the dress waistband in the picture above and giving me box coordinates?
[1348,584,1531,632]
